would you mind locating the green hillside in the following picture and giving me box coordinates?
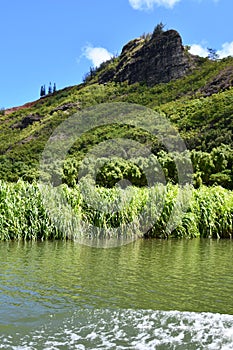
[0,37,233,188]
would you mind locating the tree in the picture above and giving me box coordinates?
[48,82,52,94]
[0,107,5,116]
[53,83,57,93]
[207,48,219,61]
[40,85,46,97]
[152,22,165,37]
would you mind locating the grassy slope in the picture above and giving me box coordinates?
[0,55,232,182]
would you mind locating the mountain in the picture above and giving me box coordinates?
[98,29,198,85]
[0,26,233,187]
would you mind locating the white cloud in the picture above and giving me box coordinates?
[189,42,233,59]
[128,0,180,10]
[217,42,233,59]
[189,44,209,57]
[129,0,219,10]
[82,45,113,67]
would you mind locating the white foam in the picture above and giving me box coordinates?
[1,309,233,349]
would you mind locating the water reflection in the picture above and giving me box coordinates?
[0,238,233,325]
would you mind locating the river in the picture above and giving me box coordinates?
[0,238,233,349]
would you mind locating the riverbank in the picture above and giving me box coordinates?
[0,179,232,240]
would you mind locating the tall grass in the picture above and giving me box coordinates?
[0,180,53,240]
[0,179,232,240]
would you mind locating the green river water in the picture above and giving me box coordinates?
[0,238,233,349]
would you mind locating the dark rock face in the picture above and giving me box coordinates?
[99,30,196,86]
[11,114,43,130]
[50,102,80,114]
[198,65,233,96]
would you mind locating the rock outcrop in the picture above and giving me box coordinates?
[198,65,233,96]
[99,29,197,86]
[50,102,80,114]
[11,113,43,130]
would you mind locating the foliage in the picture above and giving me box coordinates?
[0,180,232,240]
[191,144,233,189]
[0,53,233,187]
[152,22,166,36]
[60,144,233,190]
[207,48,219,61]
[40,85,46,97]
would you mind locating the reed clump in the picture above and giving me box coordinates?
[0,179,232,240]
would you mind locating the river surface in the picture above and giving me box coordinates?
[0,238,233,349]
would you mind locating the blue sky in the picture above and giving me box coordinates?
[0,0,232,108]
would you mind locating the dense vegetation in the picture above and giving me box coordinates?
[0,78,233,189]
[1,63,232,188]
[0,180,232,241]
[0,31,233,240]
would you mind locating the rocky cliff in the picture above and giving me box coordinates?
[98,29,198,86]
